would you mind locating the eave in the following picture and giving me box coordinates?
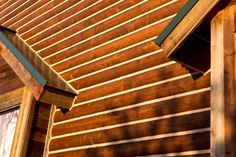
[0,27,77,109]
[155,0,232,73]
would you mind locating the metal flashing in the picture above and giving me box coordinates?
[0,32,47,86]
[155,0,199,45]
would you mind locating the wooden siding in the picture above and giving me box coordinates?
[0,56,24,95]
[0,0,211,157]
[26,103,51,157]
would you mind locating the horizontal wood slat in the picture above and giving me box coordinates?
[73,72,209,105]
[52,74,210,136]
[0,56,24,95]
[54,90,210,124]
[2,1,49,27]
[50,111,210,151]
[54,37,158,73]
[73,63,188,102]
[70,51,169,88]
[23,0,121,41]
[0,77,24,95]
[26,0,117,45]
[10,0,66,30]
[17,0,80,34]
[0,0,26,19]
[0,0,9,8]
[60,41,162,78]
[0,1,211,157]
[32,0,171,52]
[48,131,210,157]
[0,87,24,103]
[37,0,184,60]
[0,0,37,25]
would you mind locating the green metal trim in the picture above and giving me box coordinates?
[0,32,47,86]
[155,0,199,46]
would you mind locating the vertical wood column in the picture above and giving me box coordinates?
[211,6,236,157]
[10,87,36,157]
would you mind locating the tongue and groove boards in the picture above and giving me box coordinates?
[0,0,210,157]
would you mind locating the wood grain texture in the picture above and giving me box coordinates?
[48,131,210,157]
[24,0,120,42]
[37,0,185,60]
[211,6,236,157]
[0,1,212,157]
[10,88,36,157]
[0,41,44,100]
[54,37,160,73]
[52,74,210,136]
[69,52,170,88]
[0,1,37,25]
[50,111,210,151]
[16,0,79,34]
[32,0,171,52]
[54,90,210,123]
[73,63,188,102]
[26,102,51,157]
[2,0,49,27]
[0,56,24,95]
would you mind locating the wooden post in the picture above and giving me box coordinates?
[10,87,36,157]
[211,6,236,157]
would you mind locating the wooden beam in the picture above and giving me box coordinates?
[10,87,36,157]
[0,42,76,109]
[0,41,44,100]
[39,86,76,109]
[211,6,236,157]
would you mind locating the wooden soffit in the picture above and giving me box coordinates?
[0,26,77,109]
[155,0,233,73]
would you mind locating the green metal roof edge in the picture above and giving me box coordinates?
[0,32,47,87]
[155,0,199,46]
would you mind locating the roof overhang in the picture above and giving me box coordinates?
[0,27,77,109]
[155,0,233,73]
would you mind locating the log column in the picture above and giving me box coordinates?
[211,6,236,157]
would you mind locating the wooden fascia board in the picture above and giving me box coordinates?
[39,86,77,109]
[0,32,47,87]
[155,0,229,57]
[0,40,44,100]
[155,0,198,45]
[0,33,76,109]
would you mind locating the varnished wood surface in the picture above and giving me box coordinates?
[48,131,210,157]
[0,1,211,157]
[211,6,236,157]
[50,111,210,150]
[26,103,51,157]
[10,88,36,157]
[0,56,24,95]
